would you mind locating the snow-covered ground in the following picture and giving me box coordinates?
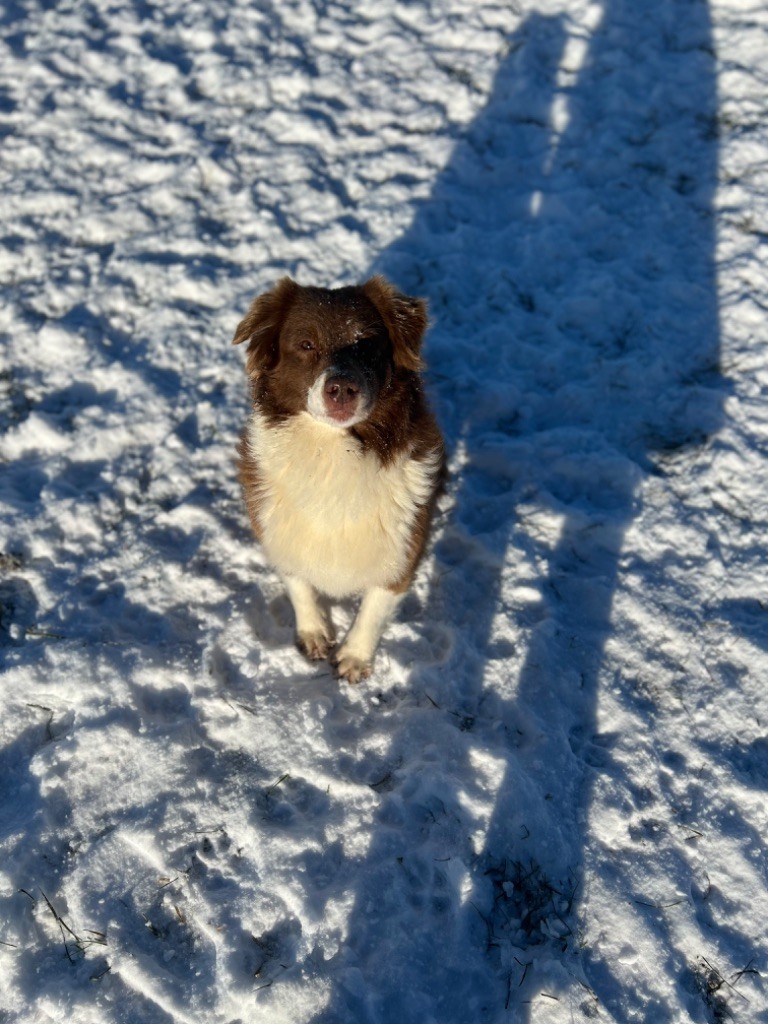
[2,0,767,1020]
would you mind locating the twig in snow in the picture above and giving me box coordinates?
[40,890,81,962]
[634,896,687,909]
[26,703,55,742]
[25,626,66,641]
[699,957,749,1004]
[731,958,758,987]
[264,773,290,796]
[236,701,258,715]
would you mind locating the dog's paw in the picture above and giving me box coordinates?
[332,649,373,685]
[297,630,335,662]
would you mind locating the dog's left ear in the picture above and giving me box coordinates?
[362,275,428,372]
[232,277,299,377]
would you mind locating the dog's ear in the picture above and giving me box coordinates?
[232,277,299,377]
[362,275,428,372]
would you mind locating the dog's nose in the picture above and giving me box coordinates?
[324,375,360,410]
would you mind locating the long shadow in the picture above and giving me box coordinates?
[310,2,722,1021]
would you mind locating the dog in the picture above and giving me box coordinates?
[233,275,445,683]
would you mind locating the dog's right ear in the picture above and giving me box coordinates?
[232,277,299,377]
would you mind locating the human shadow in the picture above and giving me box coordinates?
[309,2,723,1021]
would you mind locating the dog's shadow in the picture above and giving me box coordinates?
[307,3,725,1021]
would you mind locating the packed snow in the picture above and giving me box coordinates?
[1,0,768,1021]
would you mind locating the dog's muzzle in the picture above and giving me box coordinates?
[307,365,371,427]
[323,373,362,422]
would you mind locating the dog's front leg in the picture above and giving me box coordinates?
[333,586,402,684]
[284,576,335,661]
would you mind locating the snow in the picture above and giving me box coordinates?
[1,0,768,1021]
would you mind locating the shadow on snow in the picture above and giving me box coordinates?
[309,3,724,1021]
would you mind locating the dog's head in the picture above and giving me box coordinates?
[232,276,428,429]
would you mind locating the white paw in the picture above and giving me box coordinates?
[332,648,373,685]
[297,630,336,661]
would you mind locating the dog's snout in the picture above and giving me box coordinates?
[325,376,360,404]
[323,374,362,421]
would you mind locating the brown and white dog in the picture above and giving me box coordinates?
[233,275,445,683]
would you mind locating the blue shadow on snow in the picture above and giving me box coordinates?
[309,3,724,1022]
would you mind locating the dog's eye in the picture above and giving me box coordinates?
[299,340,316,352]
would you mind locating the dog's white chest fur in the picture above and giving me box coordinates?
[246,412,437,597]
